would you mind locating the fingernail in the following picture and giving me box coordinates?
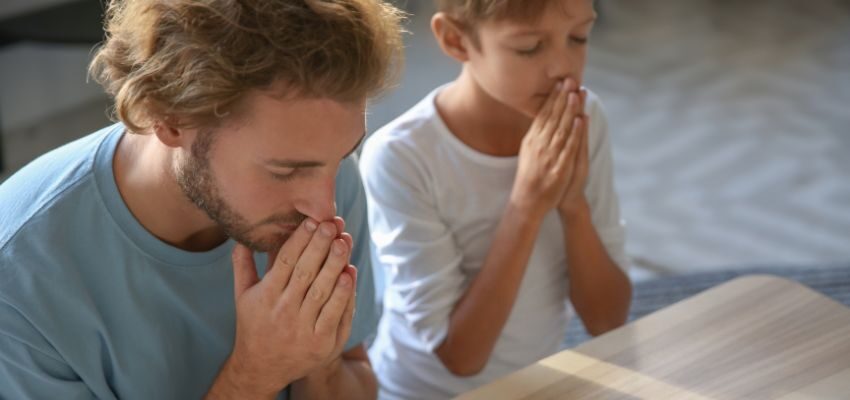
[304,219,317,232]
[320,223,335,237]
[555,81,564,92]
[339,274,351,288]
[332,240,345,255]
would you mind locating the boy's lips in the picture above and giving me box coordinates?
[534,89,559,98]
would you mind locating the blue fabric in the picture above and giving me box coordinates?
[0,124,378,399]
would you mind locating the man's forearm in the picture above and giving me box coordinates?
[290,357,377,400]
[560,201,632,336]
[205,355,285,400]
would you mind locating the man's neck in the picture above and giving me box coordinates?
[435,67,532,157]
[113,131,228,252]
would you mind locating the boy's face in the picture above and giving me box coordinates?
[466,0,596,118]
[175,89,365,252]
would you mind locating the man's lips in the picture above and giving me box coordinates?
[276,223,298,233]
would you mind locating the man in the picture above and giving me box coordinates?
[0,0,403,398]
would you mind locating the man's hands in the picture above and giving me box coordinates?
[209,217,358,399]
[511,78,590,221]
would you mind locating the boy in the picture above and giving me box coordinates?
[360,0,632,398]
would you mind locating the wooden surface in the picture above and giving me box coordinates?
[459,275,850,399]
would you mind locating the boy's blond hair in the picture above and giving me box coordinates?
[90,0,404,133]
[436,0,551,26]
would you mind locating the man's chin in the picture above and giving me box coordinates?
[234,233,287,253]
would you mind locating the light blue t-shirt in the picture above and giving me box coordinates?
[0,124,379,399]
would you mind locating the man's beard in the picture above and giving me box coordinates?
[175,130,305,252]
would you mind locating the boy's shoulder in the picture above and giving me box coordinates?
[582,88,612,150]
[583,88,607,120]
[363,86,447,162]
[369,86,449,145]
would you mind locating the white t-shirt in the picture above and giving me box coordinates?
[360,86,628,399]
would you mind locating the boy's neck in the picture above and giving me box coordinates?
[435,66,533,157]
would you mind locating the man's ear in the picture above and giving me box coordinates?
[152,121,189,149]
[431,13,472,63]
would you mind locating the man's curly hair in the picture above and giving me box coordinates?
[90,0,405,133]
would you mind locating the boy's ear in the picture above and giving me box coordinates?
[431,12,471,63]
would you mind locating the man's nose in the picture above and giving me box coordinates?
[299,173,337,222]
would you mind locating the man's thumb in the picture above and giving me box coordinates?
[231,243,260,298]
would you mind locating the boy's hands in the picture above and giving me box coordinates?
[556,88,591,218]
[511,78,588,220]
[213,217,358,398]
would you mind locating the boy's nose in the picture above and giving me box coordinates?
[547,52,575,81]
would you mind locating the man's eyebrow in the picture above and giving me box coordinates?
[264,131,366,168]
[507,16,597,37]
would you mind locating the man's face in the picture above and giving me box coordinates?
[466,0,596,117]
[175,91,366,252]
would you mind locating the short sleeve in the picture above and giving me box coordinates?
[584,93,629,271]
[0,300,95,400]
[359,136,466,352]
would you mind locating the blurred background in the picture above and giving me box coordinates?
[1,0,848,283]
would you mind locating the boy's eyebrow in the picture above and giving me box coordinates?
[265,131,366,168]
[507,16,597,37]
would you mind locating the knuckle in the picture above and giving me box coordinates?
[294,267,314,284]
[275,298,295,316]
[308,285,326,302]
[278,254,295,268]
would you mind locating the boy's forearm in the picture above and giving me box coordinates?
[436,202,544,376]
[559,201,632,336]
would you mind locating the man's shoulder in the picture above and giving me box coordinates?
[0,125,122,290]
[0,125,119,252]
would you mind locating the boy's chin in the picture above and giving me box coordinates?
[488,92,540,120]
[522,98,549,119]
[495,97,538,120]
